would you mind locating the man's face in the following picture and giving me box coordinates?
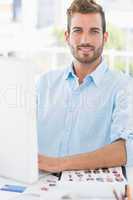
[65,13,108,65]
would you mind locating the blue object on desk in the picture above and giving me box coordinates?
[0,184,26,193]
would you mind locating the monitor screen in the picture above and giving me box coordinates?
[0,58,38,184]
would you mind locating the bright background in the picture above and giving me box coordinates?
[0,0,133,189]
[0,0,133,76]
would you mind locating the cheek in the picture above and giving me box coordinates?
[69,36,80,47]
[93,38,104,47]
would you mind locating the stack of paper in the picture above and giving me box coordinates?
[57,167,127,198]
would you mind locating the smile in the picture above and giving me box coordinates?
[78,47,94,53]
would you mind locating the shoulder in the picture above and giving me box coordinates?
[108,69,133,99]
[102,67,133,100]
[107,68,132,89]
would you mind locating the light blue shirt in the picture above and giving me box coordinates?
[37,61,133,166]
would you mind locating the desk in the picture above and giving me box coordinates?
[126,167,133,195]
[0,167,133,200]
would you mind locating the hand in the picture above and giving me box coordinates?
[113,185,132,200]
[113,190,126,200]
[38,154,65,172]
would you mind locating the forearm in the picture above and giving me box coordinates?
[38,140,127,172]
[63,140,127,170]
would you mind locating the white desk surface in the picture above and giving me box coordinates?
[0,167,133,200]
[126,167,133,193]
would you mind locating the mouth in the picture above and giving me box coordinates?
[78,46,94,54]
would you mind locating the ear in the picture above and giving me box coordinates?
[65,31,70,43]
[103,32,108,43]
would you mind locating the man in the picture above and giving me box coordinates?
[37,0,133,172]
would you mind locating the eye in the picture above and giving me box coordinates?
[90,29,101,35]
[72,28,81,33]
[92,30,100,34]
[93,30,99,33]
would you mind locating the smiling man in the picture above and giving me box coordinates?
[37,0,133,172]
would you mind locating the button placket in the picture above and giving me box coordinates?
[59,78,80,155]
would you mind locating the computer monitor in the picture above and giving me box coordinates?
[0,58,38,184]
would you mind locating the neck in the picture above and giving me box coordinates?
[73,57,102,84]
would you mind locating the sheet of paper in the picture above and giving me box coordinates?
[57,167,127,199]
[60,167,127,183]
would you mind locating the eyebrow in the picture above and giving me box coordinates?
[90,27,102,31]
[71,26,102,31]
[72,26,82,30]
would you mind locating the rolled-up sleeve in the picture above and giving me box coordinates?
[110,78,133,166]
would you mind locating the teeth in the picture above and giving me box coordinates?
[79,47,93,53]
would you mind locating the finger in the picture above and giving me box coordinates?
[125,185,132,200]
[38,162,46,170]
[113,189,120,200]
[38,163,43,170]
[121,193,125,200]
[38,156,42,163]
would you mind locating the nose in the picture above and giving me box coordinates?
[80,32,91,44]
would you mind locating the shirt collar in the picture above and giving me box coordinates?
[64,63,77,80]
[64,60,108,87]
[89,60,108,87]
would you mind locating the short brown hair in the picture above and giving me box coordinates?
[67,0,106,33]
